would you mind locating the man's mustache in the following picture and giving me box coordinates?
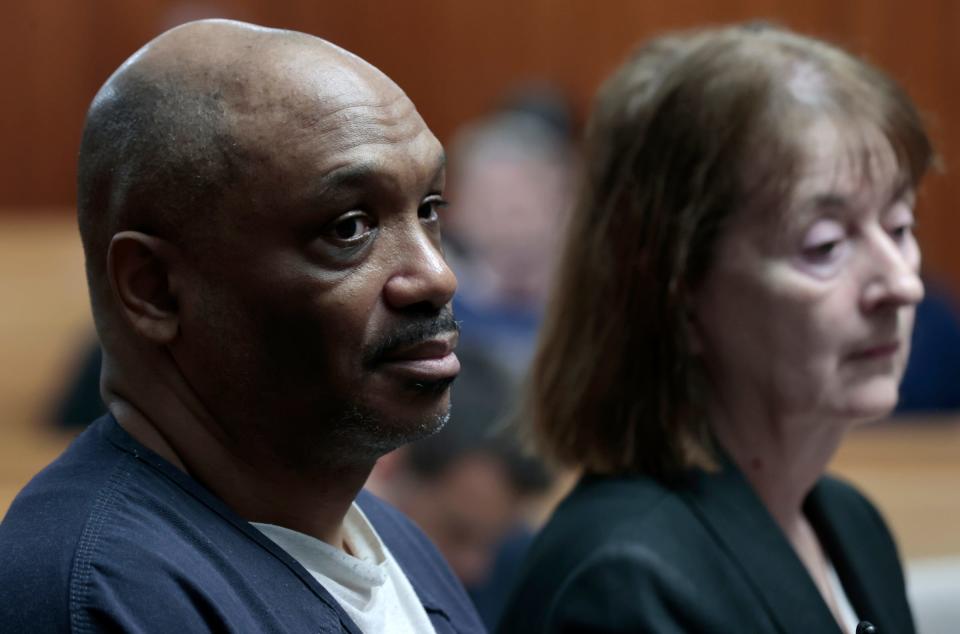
[363,308,460,368]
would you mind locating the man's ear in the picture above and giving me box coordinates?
[107,231,181,344]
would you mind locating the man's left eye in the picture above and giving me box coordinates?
[329,212,374,242]
[419,196,449,222]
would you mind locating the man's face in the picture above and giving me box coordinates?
[693,119,923,426]
[450,151,570,305]
[173,57,458,468]
[404,454,520,587]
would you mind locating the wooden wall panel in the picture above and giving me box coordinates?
[2,0,958,292]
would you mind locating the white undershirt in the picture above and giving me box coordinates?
[826,560,859,634]
[252,504,436,634]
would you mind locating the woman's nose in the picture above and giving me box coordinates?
[860,232,925,313]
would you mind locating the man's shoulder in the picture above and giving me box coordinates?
[356,489,451,572]
[0,417,149,630]
[1,417,132,555]
[2,417,240,628]
[0,417,348,632]
[355,489,458,582]
[357,489,486,633]
[0,416,196,557]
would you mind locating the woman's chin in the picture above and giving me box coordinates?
[835,379,901,423]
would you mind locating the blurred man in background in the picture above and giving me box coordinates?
[367,344,553,629]
[443,91,578,376]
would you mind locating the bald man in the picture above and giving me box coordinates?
[0,20,484,633]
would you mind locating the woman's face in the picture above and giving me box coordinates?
[692,119,923,425]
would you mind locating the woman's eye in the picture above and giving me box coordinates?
[804,239,842,261]
[887,214,915,243]
[419,197,449,222]
[329,212,374,242]
[801,220,847,264]
[798,219,847,271]
[886,202,916,244]
[889,223,913,242]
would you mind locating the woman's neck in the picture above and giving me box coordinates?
[708,397,858,632]
[708,398,848,535]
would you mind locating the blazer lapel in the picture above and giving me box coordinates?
[681,465,842,634]
[805,479,910,633]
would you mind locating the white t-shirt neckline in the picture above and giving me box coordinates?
[252,503,436,633]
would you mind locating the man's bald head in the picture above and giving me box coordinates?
[79,19,453,469]
[77,19,405,336]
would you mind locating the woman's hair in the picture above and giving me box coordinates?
[528,24,934,480]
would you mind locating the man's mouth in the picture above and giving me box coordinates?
[377,331,461,384]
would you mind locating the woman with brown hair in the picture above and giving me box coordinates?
[497,24,930,634]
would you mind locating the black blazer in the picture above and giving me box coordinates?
[497,466,914,633]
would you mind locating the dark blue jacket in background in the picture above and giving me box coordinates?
[0,415,485,633]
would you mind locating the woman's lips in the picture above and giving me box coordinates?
[847,341,900,361]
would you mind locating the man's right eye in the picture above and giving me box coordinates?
[328,212,375,242]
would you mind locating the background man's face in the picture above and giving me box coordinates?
[172,57,458,468]
[402,453,520,586]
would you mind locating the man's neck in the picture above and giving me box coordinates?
[108,395,373,550]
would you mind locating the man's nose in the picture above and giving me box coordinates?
[860,232,925,313]
[383,230,457,311]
